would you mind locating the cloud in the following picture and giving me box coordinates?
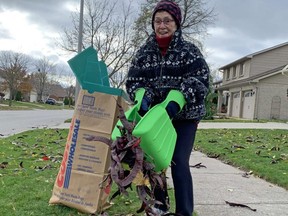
[0,0,77,31]
[0,0,79,64]
[205,0,288,70]
[0,9,54,57]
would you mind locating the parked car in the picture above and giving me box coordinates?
[45,98,56,105]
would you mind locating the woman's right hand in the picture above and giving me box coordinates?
[139,96,151,116]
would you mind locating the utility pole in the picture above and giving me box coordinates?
[75,0,84,103]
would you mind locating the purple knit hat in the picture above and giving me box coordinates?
[152,0,182,29]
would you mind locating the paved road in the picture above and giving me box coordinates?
[0,109,74,137]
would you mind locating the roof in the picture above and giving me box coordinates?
[48,84,67,98]
[217,64,287,90]
[219,41,288,70]
[281,64,288,75]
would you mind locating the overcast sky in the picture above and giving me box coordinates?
[206,0,288,70]
[0,0,288,75]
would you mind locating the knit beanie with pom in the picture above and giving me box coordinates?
[152,0,182,29]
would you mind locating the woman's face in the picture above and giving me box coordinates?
[153,11,177,38]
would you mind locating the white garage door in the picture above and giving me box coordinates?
[242,90,255,119]
[231,92,240,117]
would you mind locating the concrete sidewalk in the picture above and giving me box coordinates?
[189,151,288,216]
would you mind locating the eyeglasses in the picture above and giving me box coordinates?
[154,18,175,26]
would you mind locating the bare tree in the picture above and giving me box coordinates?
[31,57,56,102]
[56,64,75,107]
[65,84,75,107]
[134,0,216,49]
[0,51,31,106]
[19,75,33,102]
[58,0,138,88]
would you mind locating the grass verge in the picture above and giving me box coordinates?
[0,100,73,110]
[194,128,288,189]
[0,129,180,216]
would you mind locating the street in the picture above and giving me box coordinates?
[0,109,74,137]
[1,109,287,138]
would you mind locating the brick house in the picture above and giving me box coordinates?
[216,42,288,120]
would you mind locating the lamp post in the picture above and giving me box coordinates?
[75,0,84,103]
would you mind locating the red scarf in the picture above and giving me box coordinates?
[156,35,172,56]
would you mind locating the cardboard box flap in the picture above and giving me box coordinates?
[68,46,98,88]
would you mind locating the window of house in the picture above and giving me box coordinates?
[244,90,253,97]
[226,69,230,80]
[233,92,240,98]
[239,63,244,76]
[232,66,237,78]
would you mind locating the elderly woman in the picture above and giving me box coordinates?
[125,0,210,215]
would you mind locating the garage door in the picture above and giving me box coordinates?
[242,90,255,119]
[231,92,240,117]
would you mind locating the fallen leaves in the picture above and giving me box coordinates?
[208,139,218,143]
[246,136,255,143]
[132,171,150,186]
[41,155,50,161]
[34,164,52,171]
[190,162,207,169]
[0,161,8,169]
[206,153,220,158]
[270,146,280,151]
[242,171,253,178]
[225,200,257,212]
[280,153,288,160]
[0,129,66,177]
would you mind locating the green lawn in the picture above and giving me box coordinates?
[194,128,288,189]
[0,100,73,110]
[0,129,178,216]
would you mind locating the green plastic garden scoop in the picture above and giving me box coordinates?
[132,90,186,171]
[111,89,186,172]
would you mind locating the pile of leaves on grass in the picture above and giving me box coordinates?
[194,128,288,189]
[84,104,177,216]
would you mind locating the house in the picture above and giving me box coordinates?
[0,79,69,103]
[47,83,68,102]
[0,68,71,102]
[0,73,9,100]
[216,42,288,120]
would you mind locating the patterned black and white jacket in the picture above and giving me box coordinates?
[125,29,210,120]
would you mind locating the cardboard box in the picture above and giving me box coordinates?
[49,172,111,214]
[50,46,129,214]
[49,89,127,214]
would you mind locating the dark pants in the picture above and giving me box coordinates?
[154,120,198,216]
